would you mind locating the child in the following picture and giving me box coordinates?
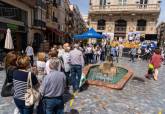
[147,48,163,80]
[145,63,154,79]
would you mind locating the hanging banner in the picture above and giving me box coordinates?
[128,31,141,41]
[102,32,114,41]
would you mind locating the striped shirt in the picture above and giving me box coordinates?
[13,70,38,100]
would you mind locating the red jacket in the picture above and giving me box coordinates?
[150,53,163,69]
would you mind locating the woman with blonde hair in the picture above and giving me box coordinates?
[1,51,17,97]
[13,55,39,114]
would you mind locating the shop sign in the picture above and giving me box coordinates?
[7,23,18,30]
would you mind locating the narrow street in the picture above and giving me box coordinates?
[0,58,165,114]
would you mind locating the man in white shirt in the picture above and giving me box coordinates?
[25,44,34,66]
[58,45,65,58]
[119,43,124,58]
[69,44,84,92]
[85,44,93,64]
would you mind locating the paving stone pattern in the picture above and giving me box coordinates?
[0,58,165,114]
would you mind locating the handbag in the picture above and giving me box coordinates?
[1,77,14,97]
[25,72,40,106]
[1,67,15,97]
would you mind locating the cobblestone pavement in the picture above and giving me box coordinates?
[0,57,165,114]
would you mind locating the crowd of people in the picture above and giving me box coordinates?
[1,40,165,114]
[1,43,85,114]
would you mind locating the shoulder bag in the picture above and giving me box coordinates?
[1,66,15,97]
[25,72,40,106]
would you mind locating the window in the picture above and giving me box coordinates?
[56,0,61,6]
[97,19,106,30]
[100,0,106,6]
[118,0,127,5]
[0,1,27,22]
[89,0,92,5]
[137,19,147,31]
[140,0,148,4]
[115,19,127,32]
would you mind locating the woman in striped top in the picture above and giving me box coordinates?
[13,55,39,114]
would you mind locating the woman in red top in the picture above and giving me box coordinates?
[150,48,163,80]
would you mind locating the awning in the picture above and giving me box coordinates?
[0,29,6,33]
[47,27,64,37]
[73,28,104,40]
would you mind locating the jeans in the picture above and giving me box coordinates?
[70,65,82,91]
[37,99,44,114]
[14,98,34,114]
[131,54,135,62]
[43,97,64,114]
[64,71,70,87]
[29,55,33,66]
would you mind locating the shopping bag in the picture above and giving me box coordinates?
[79,73,86,88]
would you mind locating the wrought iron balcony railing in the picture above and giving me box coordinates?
[33,19,46,28]
[136,26,146,31]
[89,4,160,13]
[115,27,127,32]
[52,17,58,22]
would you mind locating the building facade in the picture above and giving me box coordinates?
[0,0,35,51]
[157,22,165,47]
[0,0,86,53]
[69,5,86,36]
[83,15,89,28]
[88,0,160,40]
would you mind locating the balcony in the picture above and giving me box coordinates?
[136,26,146,31]
[115,27,126,33]
[19,0,36,7]
[89,4,160,14]
[36,0,46,9]
[33,19,46,28]
[52,17,58,23]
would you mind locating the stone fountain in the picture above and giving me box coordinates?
[82,60,133,90]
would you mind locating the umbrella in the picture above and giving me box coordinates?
[4,28,14,49]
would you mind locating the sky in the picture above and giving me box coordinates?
[70,0,165,23]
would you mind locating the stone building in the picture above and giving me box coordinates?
[0,0,35,51]
[88,0,161,40]
[157,22,165,47]
[69,5,86,36]
[83,15,89,28]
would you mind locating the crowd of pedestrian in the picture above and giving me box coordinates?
[1,43,85,114]
[1,40,165,114]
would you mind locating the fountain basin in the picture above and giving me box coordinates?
[82,64,133,90]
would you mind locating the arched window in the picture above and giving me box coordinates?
[115,19,127,32]
[137,19,147,31]
[97,19,106,30]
